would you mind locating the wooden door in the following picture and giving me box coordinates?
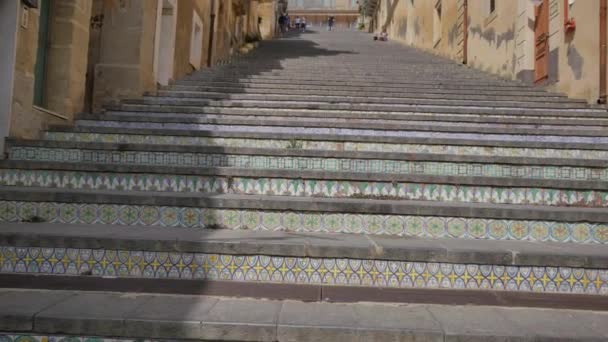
[534,0,549,84]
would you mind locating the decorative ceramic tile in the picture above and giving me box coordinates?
[44,132,608,160]
[9,147,608,181]
[1,201,606,244]
[1,169,606,208]
[1,246,606,295]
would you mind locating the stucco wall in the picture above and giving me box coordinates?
[11,4,67,140]
[0,0,19,155]
[545,0,601,102]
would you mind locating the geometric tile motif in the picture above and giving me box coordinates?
[1,169,607,208]
[45,131,608,160]
[1,201,607,244]
[9,147,608,181]
[1,246,607,295]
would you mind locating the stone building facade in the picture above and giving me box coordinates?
[365,0,608,104]
[0,0,282,155]
[288,0,359,29]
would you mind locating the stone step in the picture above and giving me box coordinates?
[112,103,608,125]
[80,113,608,137]
[164,83,572,100]
[1,187,606,244]
[175,77,548,90]
[155,90,586,108]
[44,126,608,160]
[7,140,608,182]
[170,81,557,97]
[2,161,606,208]
[171,79,553,93]
[133,97,608,117]
[72,117,608,144]
[3,288,608,341]
[0,224,607,296]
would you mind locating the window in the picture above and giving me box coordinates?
[189,11,203,69]
[489,0,496,14]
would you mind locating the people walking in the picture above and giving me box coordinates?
[295,16,301,30]
[278,13,287,35]
[328,16,335,31]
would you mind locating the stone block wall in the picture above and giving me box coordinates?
[369,0,607,103]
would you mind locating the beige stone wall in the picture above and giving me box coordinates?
[545,0,601,103]
[258,1,278,39]
[9,6,73,138]
[174,0,213,80]
[44,0,92,117]
[370,0,606,103]
[373,0,464,61]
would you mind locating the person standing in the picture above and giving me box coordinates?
[295,16,301,30]
[328,16,335,31]
[301,17,307,32]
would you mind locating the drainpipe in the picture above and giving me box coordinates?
[599,0,607,104]
[463,0,468,64]
[207,0,216,67]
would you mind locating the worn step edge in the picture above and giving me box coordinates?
[4,274,608,311]
[7,139,608,168]
[79,114,608,137]
[98,108,608,127]
[155,91,585,107]
[2,160,606,191]
[1,223,606,268]
[3,289,608,341]
[1,187,607,223]
[137,97,606,115]
[47,125,608,151]
[117,101,608,119]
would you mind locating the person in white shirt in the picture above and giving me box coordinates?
[295,16,301,30]
[301,17,307,32]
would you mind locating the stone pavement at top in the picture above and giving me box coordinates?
[1,29,608,341]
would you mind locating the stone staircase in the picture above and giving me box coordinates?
[1,30,608,341]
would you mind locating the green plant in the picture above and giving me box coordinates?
[358,22,365,30]
[286,139,304,149]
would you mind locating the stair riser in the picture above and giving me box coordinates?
[2,170,605,208]
[43,132,608,160]
[0,200,606,244]
[84,114,608,136]
[117,101,608,119]
[73,120,608,144]
[114,105,608,125]
[140,97,595,112]
[156,92,582,107]
[1,244,606,295]
[8,147,608,182]
[172,81,550,93]
[164,85,567,99]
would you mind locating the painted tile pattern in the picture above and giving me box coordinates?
[9,147,608,181]
[1,169,607,208]
[1,246,607,295]
[1,201,607,244]
[45,132,608,160]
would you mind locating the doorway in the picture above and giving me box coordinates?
[534,0,549,84]
[156,0,177,86]
[0,0,19,156]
